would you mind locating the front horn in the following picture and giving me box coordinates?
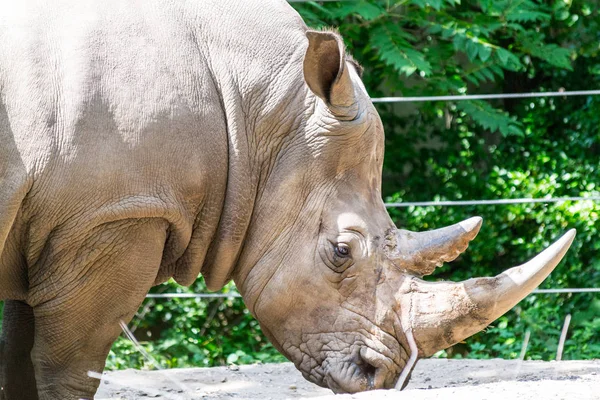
[400,229,576,357]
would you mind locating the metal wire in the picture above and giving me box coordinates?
[146,293,241,298]
[384,196,600,208]
[372,89,600,103]
[288,0,352,2]
[146,288,599,299]
[532,288,600,294]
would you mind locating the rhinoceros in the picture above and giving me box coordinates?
[0,0,575,399]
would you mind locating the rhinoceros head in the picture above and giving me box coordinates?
[228,30,575,393]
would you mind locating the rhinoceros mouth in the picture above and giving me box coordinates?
[320,345,404,393]
[282,307,410,392]
[322,358,371,393]
[288,330,407,394]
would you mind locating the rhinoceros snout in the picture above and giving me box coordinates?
[321,346,399,394]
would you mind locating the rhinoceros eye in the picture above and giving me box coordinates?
[319,239,354,272]
[334,243,351,258]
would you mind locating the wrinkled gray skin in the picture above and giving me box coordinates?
[0,1,575,399]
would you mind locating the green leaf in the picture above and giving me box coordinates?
[331,1,385,21]
[495,47,524,71]
[369,23,432,76]
[466,39,479,61]
[452,34,467,52]
[356,2,386,20]
[465,74,480,85]
[472,70,487,83]
[489,64,505,78]
[456,100,523,137]
[330,4,359,19]
[480,67,495,81]
[409,0,444,10]
[506,10,550,22]
[428,0,443,10]
[484,0,551,22]
[478,44,493,62]
[519,34,573,70]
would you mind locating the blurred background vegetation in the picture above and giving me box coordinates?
[2,0,599,369]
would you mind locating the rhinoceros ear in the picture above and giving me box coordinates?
[303,30,355,110]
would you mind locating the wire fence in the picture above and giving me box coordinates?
[372,89,600,103]
[145,288,600,299]
[288,0,352,2]
[384,196,600,208]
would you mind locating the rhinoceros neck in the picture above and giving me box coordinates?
[197,2,310,290]
[197,94,259,290]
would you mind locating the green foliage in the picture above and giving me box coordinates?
[481,0,551,23]
[518,33,573,70]
[294,0,578,137]
[456,100,523,136]
[369,24,432,76]
[105,279,285,370]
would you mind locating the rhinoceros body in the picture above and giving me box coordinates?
[0,1,575,399]
[0,0,307,293]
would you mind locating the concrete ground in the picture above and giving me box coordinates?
[96,359,600,400]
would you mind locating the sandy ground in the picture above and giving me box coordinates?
[96,359,600,400]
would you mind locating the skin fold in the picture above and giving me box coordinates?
[0,1,575,399]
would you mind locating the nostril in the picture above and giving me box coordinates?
[362,362,377,388]
[359,346,389,390]
[357,348,381,389]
